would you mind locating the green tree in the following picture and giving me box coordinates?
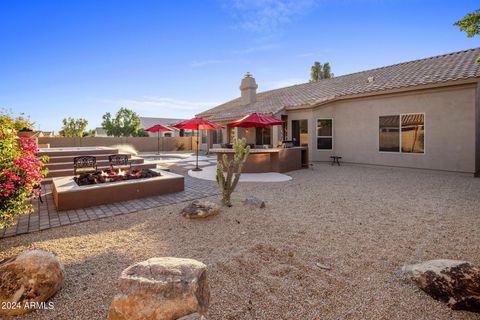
[310,61,333,82]
[136,129,150,137]
[0,109,35,131]
[61,117,88,137]
[323,62,333,79]
[83,129,97,137]
[454,9,480,63]
[310,61,323,82]
[101,107,142,137]
[454,9,480,37]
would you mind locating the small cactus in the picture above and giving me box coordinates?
[216,138,250,207]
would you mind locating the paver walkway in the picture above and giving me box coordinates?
[0,176,219,238]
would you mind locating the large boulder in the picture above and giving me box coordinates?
[108,257,210,320]
[402,259,480,312]
[0,249,65,316]
[181,200,220,219]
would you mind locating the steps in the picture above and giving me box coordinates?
[38,147,117,157]
[39,147,156,184]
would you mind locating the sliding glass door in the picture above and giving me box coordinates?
[292,120,308,147]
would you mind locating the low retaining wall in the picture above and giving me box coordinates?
[52,169,185,210]
[38,137,196,153]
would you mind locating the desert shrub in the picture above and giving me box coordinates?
[0,117,48,228]
[216,138,250,206]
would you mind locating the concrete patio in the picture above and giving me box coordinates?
[0,176,219,238]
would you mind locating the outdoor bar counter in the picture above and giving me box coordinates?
[210,147,308,173]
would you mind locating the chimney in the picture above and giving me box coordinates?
[240,72,258,104]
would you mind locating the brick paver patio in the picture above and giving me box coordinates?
[0,176,219,238]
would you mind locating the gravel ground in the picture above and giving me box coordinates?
[1,163,479,320]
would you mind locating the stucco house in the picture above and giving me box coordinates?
[198,48,480,176]
[139,117,187,137]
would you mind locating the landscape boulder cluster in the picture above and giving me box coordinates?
[108,257,210,320]
[402,259,480,312]
[0,249,64,316]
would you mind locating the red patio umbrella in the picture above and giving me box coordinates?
[145,124,172,154]
[228,112,283,128]
[228,112,283,145]
[173,117,223,171]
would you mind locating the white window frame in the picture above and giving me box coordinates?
[378,112,425,154]
[316,118,334,151]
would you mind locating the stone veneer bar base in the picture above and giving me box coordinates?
[52,169,184,211]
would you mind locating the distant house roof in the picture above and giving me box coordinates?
[95,127,108,136]
[198,48,480,121]
[37,131,54,137]
[139,117,186,130]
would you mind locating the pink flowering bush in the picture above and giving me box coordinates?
[0,117,48,228]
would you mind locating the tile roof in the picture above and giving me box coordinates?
[139,117,186,129]
[198,48,480,121]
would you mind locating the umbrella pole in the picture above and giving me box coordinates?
[193,125,201,171]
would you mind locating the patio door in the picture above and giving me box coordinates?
[255,127,271,145]
[292,119,308,147]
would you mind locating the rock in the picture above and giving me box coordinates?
[243,196,265,208]
[315,263,331,270]
[0,249,65,316]
[108,257,210,320]
[181,200,220,219]
[177,312,205,320]
[402,259,480,312]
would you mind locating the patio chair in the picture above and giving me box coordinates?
[108,154,132,170]
[35,184,43,203]
[73,156,98,175]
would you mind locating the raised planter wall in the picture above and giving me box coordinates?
[38,137,196,153]
[52,169,185,210]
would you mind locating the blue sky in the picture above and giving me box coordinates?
[0,0,479,131]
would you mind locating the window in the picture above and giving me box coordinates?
[379,114,424,153]
[379,115,400,152]
[292,120,308,147]
[317,119,333,150]
[401,114,424,153]
[201,130,207,144]
[164,132,172,137]
[212,129,223,144]
[255,127,271,145]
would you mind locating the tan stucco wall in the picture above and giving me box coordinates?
[287,84,477,173]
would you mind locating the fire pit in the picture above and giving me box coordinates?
[52,169,184,210]
[74,168,160,186]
